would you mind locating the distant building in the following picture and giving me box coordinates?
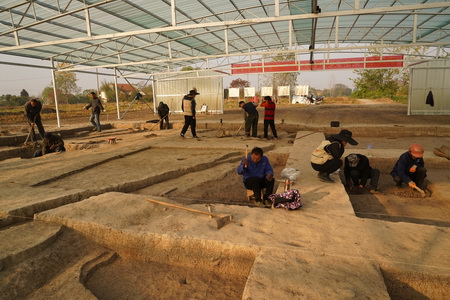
[100,83,136,101]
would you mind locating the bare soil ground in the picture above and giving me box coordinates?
[1,99,449,300]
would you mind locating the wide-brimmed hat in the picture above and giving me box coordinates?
[331,129,358,145]
[189,90,200,95]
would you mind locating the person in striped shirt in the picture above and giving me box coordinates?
[260,96,278,140]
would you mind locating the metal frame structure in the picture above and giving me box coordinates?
[1,0,449,75]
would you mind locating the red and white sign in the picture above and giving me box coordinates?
[231,55,404,74]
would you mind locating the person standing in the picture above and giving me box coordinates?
[157,101,170,130]
[239,100,259,137]
[24,98,45,140]
[180,89,199,138]
[311,129,358,183]
[344,153,380,193]
[260,96,278,140]
[390,144,427,189]
[237,147,275,206]
[85,92,105,132]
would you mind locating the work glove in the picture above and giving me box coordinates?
[266,174,274,181]
[409,165,417,173]
[408,181,416,188]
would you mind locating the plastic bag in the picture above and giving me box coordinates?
[281,168,300,181]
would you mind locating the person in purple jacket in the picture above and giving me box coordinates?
[237,147,274,205]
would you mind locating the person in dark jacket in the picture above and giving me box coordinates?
[24,99,45,140]
[180,90,199,138]
[344,153,380,193]
[311,129,358,183]
[34,132,66,157]
[85,92,105,132]
[239,100,259,138]
[391,144,427,189]
[157,101,170,130]
[260,96,278,140]
[237,147,274,206]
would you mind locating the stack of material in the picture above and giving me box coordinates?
[433,145,450,160]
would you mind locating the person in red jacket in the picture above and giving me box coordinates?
[260,96,278,140]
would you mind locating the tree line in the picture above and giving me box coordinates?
[2,51,422,107]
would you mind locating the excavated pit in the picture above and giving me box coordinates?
[84,243,255,300]
[380,267,450,300]
[341,157,450,227]
[133,152,290,205]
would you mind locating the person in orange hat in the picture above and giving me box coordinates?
[390,144,427,189]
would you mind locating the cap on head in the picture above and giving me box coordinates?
[189,90,200,95]
[409,144,424,158]
[337,129,358,145]
[347,154,359,167]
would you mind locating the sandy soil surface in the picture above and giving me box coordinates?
[1,100,450,300]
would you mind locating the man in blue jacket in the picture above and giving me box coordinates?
[390,144,427,189]
[237,147,274,205]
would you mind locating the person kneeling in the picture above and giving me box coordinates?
[311,129,358,183]
[390,144,427,190]
[34,132,66,157]
[344,153,380,194]
[237,147,275,206]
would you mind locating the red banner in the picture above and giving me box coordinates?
[231,55,404,74]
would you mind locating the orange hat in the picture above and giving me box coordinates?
[409,144,424,158]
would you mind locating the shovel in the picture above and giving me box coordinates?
[234,122,244,136]
[147,198,233,229]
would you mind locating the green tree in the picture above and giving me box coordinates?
[229,78,250,88]
[100,81,116,102]
[351,69,399,99]
[139,84,154,103]
[53,63,80,104]
[41,86,55,104]
[20,89,29,97]
[0,94,28,106]
[180,66,200,71]
[261,51,299,95]
[331,83,352,97]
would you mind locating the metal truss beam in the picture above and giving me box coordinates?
[58,41,449,72]
[2,2,449,53]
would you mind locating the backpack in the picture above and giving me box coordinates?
[268,189,302,210]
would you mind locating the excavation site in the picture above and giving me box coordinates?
[1,103,449,299]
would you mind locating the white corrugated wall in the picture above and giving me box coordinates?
[409,59,450,115]
[154,71,224,114]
